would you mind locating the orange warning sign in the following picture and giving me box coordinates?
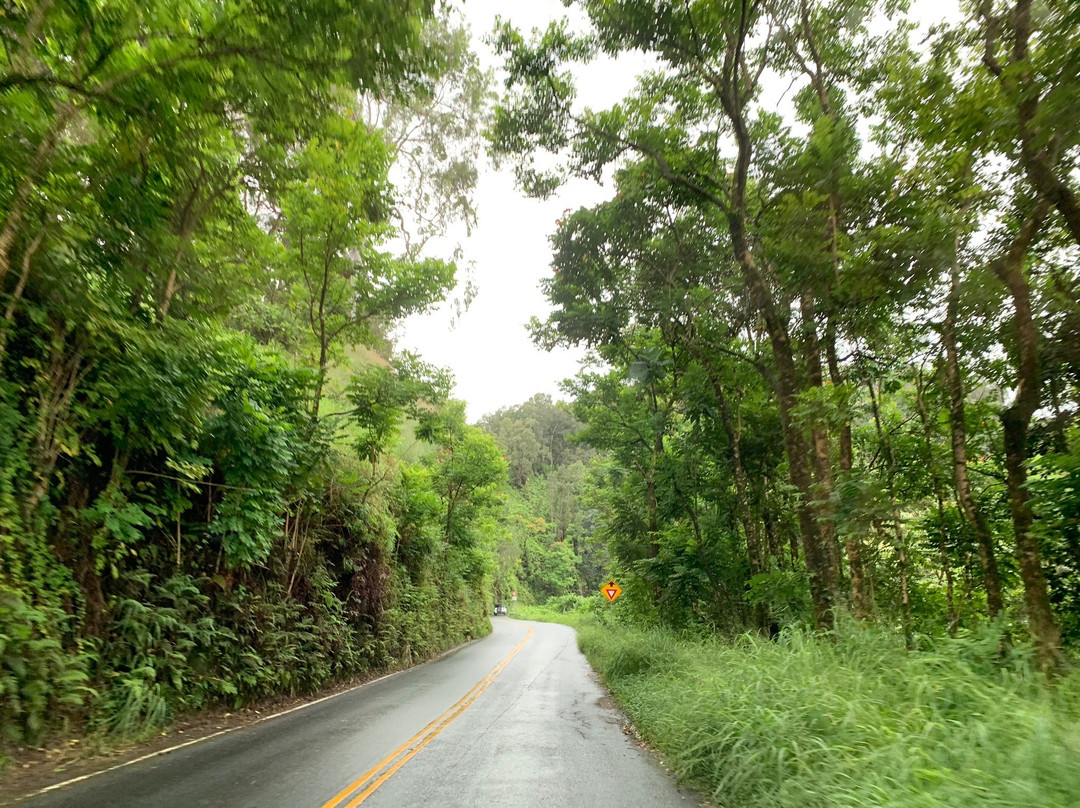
[601,579,622,602]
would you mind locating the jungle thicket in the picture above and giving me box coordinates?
[0,0,508,754]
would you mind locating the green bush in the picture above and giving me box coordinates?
[0,592,94,745]
[93,573,237,736]
[1,355,501,751]
[217,574,368,704]
[545,593,594,613]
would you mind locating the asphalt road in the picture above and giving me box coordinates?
[19,619,693,808]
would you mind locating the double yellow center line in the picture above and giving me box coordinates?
[320,626,535,808]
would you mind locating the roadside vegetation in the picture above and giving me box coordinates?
[488,0,1080,662]
[0,0,504,765]
[522,603,1080,808]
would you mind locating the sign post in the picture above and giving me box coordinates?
[600,579,622,603]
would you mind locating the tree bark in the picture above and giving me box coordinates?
[800,291,842,598]
[991,201,1061,671]
[825,318,870,620]
[915,367,958,634]
[987,0,1080,250]
[943,259,1004,618]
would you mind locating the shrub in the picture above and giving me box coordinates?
[92,573,236,736]
[546,593,593,613]
[0,592,94,745]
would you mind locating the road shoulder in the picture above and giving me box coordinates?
[0,633,486,806]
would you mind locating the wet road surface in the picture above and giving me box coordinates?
[19,619,693,808]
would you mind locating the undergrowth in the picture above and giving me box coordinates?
[0,566,490,761]
[521,607,1080,808]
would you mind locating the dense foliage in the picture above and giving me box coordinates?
[490,0,1080,671]
[0,0,505,754]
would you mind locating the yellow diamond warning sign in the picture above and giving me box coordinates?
[601,579,622,603]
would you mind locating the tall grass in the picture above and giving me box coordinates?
[532,610,1080,808]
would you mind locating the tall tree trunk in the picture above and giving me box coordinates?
[983,0,1080,250]
[992,201,1060,671]
[943,259,1004,618]
[310,253,332,419]
[1000,408,1059,667]
[800,292,842,604]
[311,341,328,419]
[752,286,833,626]
[729,245,833,626]
[915,368,958,634]
[825,315,871,619]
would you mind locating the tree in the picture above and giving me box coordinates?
[364,12,492,260]
[489,0,908,627]
[433,415,508,547]
[274,116,455,416]
[876,1,1075,667]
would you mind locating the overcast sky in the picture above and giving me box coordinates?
[394,0,960,423]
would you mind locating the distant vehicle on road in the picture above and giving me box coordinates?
[494,603,507,616]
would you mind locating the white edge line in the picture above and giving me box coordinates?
[19,638,481,803]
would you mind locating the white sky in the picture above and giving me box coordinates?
[394,0,961,423]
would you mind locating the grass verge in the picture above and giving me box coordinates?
[517,607,1080,808]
